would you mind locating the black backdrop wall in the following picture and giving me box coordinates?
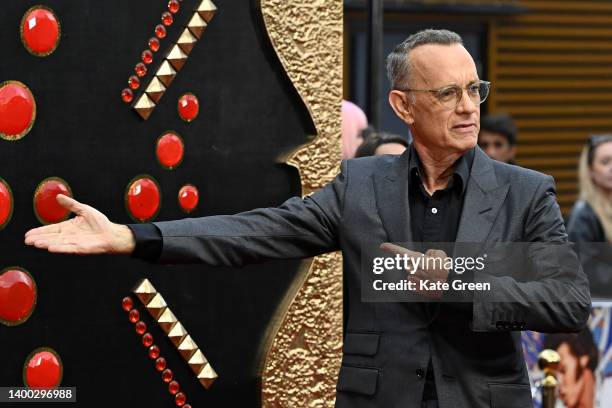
[0,0,314,406]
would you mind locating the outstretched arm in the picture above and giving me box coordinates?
[24,194,136,255]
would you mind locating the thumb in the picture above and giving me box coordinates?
[56,194,85,215]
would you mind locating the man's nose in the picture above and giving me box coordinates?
[455,90,478,114]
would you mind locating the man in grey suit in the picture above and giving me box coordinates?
[25,30,590,407]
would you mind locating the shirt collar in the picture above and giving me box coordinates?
[408,144,474,195]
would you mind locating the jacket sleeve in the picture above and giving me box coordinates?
[472,176,592,333]
[151,161,347,266]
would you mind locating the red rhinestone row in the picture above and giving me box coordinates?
[122,297,191,407]
[121,0,184,104]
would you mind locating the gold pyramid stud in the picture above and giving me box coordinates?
[197,363,218,389]
[177,28,198,55]
[144,77,166,104]
[177,335,198,360]
[157,308,178,334]
[195,0,217,23]
[155,60,177,87]
[145,293,167,320]
[168,322,188,347]
[131,278,157,304]
[187,349,208,374]
[187,13,207,39]
[132,93,156,120]
[166,45,189,72]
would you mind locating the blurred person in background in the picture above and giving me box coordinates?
[543,330,598,408]
[567,135,612,298]
[478,113,517,165]
[354,127,409,157]
[341,99,368,159]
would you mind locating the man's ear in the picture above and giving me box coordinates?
[389,90,414,125]
[579,355,589,369]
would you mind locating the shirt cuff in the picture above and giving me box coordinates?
[126,223,163,262]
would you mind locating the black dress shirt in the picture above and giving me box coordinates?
[407,146,474,401]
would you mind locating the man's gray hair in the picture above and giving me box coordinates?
[386,29,463,90]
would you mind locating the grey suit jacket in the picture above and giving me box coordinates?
[153,147,591,408]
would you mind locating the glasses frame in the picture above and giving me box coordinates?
[396,80,491,110]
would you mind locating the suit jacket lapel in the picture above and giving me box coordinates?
[455,148,510,252]
[373,149,412,243]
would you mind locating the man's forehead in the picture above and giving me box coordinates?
[409,43,478,85]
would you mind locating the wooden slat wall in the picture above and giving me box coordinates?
[488,0,612,214]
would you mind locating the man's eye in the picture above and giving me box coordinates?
[438,88,457,100]
[467,84,480,94]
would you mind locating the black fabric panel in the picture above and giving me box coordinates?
[0,1,315,406]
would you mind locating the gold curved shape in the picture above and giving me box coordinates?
[259,1,343,407]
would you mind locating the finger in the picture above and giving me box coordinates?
[48,244,81,254]
[379,243,422,258]
[25,223,61,238]
[56,194,85,215]
[425,249,446,258]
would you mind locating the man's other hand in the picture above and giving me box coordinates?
[24,194,135,255]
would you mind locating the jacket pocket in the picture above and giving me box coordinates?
[336,364,379,396]
[343,332,380,356]
[488,383,532,408]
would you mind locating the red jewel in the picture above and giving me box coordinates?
[129,309,140,323]
[142,50,153,65]
[0,81,36,140]
[142,333,154,347]
[169,380,180,395]
[155,357,167,372]
[135,63,147,78]
[126,177,161,222]
[135,321,147,335]
[0,267,36,325]
[162,12,174,26]
[128,75,140,90]
[0,178,13,230]
[177,93,199,122]
[33,178,72,224]
[178,185,199,213]
[24,349,62,389]
[155,24,167,39]
[121,88,133,103]
[168,0,180,14]
[162,369,173,383]
[20,7,61,56]
[156,132,184,169]
[148,37,160,52]
[149,345,160,359]
[175,392,186,406]
[121,297,133,312]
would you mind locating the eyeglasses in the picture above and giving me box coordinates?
[397,80,491,110]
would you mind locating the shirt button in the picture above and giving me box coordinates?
[431,208,438,214]
[416,368,425,379]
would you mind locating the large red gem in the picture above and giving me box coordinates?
[129,309,140,323]
[0,178,13,230]
[0,81,36,141]
[33,178,72,225]
[135,63,147,78]
[175,392,186,406]
[142,50,153,65]
[162,369,173,383]
[20,7,61,56]
[178,185,199,213]
[126,177,161,222]
[156,132,184,169]
[0,267,36,325]
[135,321,147,335]
[149,345,160,359]
[121,88,133,103]
[177,93,199,122]
[155,357,167,372]
[142,333,154,347]
[24,349,62,389]
[128,76,140,90]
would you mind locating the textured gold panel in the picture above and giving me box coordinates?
[259,0,343,406]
